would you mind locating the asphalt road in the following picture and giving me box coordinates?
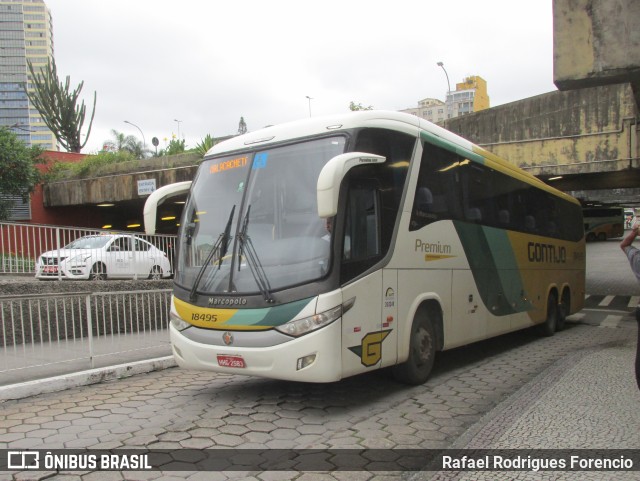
[586,236,639,296]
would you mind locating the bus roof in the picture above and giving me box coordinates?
[206,110,580,206]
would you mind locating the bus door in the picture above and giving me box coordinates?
[340,182,397,377]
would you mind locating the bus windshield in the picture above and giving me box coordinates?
[176,136,346,297]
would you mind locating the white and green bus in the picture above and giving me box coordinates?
[583,206,625,241]
[145,111,585,385]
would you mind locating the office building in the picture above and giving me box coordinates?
[0,0,55,149]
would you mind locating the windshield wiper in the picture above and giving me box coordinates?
[237,205,274,303]
[189,205,235,302]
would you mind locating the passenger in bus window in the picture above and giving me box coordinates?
[322,217,332,242]
[619,221,640,390]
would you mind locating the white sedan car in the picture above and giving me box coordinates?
[35,234,172,280]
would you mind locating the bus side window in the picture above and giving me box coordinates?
[410,142,462,231]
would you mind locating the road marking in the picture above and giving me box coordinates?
[599,315,621,328]
[628,296,640,308]
[598,295,615,307]
[566,313,585,322]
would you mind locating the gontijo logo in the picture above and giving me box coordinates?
[348,330,392,367]
[527,242,566,264]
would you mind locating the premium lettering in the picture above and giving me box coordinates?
[415,239,451,254]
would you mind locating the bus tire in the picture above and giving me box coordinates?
[556,289,570,331]
[393,312,437,385]
[537,292,558,337]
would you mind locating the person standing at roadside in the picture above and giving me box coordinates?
[620,221,640,389]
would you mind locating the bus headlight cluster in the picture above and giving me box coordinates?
[276,305,342,337]
[170,311,191,331]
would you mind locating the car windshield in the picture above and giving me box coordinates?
[64,236,112,249]
[176,136,346,297]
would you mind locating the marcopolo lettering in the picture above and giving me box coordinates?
[527,242,566,264]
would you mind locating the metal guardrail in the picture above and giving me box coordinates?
[0,222,176,277]
[0,289,172,386]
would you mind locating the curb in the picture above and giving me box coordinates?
[0,356,177,402]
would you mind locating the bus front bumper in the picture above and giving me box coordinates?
[169,320,343,383]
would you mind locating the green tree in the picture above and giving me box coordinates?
[26,58,96,153]
[158,138,186,157]
[0,128,43,220]
[194,134,215,156]
[349,101,374,111]
[102,129,148,159]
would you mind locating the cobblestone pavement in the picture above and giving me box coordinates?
[1,312,638,481]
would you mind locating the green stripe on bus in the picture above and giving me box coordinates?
[453,222,532,316]
[419,130,486,165]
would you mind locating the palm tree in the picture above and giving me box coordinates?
[103,129,149,159]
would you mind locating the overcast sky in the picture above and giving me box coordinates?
[44,0,556,154]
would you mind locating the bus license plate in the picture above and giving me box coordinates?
[217,355,246,368]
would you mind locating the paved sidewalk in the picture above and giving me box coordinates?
[0,331,173,400]
[414,313,640,480]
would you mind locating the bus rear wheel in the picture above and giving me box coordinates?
[556,289,570,331]
[393,313,436,385]
[537,292,558,337]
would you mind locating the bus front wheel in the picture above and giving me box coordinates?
[393,313,436,385]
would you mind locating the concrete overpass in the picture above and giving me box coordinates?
[443,82,639,206]
[42,153,199,233]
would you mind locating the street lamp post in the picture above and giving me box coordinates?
[436,61,451,94]
[305,96,313,117]
[437,61,452,119]
[124,120,146,149]
[174,119,182,139]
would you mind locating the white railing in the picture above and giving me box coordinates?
[0,289,173,386]
[0,222,176,278]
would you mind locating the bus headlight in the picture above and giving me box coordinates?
[170,311,191,331]
[275,305,342,337]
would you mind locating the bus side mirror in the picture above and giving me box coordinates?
[143,181,192,235]
[316,152,385,218]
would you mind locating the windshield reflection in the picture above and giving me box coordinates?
[176,136,346,297]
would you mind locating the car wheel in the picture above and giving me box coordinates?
[149,265,163,280]
[89,263,107,281]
